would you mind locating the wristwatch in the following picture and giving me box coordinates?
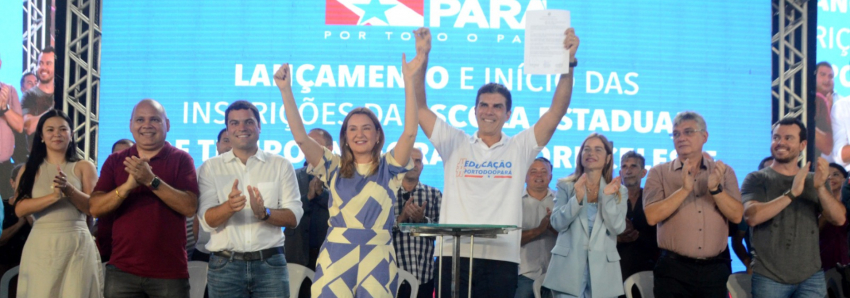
[0,103,8,116]
[149,176,161,190]
[569,58,578,68]
[260,208,270,221]
[783,189,797,201]
[709,184,723,195]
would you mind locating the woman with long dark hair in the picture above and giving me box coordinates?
[274,30,427,297]
[543,133,627,298]
[820,162,850,297]
[13,110,103,298]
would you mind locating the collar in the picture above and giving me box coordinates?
[471,131,510,148]
[671,155,711,171]
[523,187,555,200]
[399,181,424,194]
[128,142,173,161]
[222,149,267,163]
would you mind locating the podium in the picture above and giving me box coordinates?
[399,223,518,298]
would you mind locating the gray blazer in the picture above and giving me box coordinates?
[542,177,627,297]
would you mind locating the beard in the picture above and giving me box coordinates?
[772,153,797,164]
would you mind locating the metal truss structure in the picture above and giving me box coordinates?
[771,0,809,161]
[62,0,101,163]
[23,0,48,73]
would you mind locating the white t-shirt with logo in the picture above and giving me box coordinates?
[430,117,543,263]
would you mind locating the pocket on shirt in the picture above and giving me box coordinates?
[606,249,621,262]
[551,245,570,257]
[256,182,279,208]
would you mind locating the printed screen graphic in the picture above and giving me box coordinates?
[100,0,771,272]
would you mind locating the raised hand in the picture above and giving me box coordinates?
[247,185,267,219]
[791,162,810,197]
[414,27,431,56]
[563,28,580,61]
[227,179,247,212]
[402,52,426,79]
[681,159,695,192]
[814,157,830,188]
[574,173,588,202]
[273,63,292,90]
[603,177,622,195]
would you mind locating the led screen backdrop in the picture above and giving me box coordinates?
[100,0,771,272]
[818,0,850,97]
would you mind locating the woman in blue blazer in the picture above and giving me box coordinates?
[543,133,628,298]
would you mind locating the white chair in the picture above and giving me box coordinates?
[0,266,19,298]
[532,274,546,298]
[288,264,315,298]
[188,261,208,298]
[396,269,420,298]
[825,268,844,298]
[726,272,752,298]
[623,271,654,298]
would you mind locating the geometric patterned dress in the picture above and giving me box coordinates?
[309,147,411,298]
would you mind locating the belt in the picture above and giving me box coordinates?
[661,249,729,265]
[212,247,284,261]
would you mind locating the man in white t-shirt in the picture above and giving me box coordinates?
[412,28,581,297]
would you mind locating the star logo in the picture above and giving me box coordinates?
[353,0,397,25]
[325,0,423,27]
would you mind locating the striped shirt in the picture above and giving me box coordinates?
[392,182,442,283]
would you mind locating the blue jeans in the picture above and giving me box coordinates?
[752,271,826,298]
[104,264,190,298]
[516,275,554,298]
[207,252,290,298]
[515,275,534,298]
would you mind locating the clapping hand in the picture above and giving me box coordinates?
[681,158,695,192]
[248,185,267,220]
[307,177,324,200]
[227,179,247,212]
[124,156,155,187]
[53,165,72,196]
[574,173,588,202]
[791,161,810,198]
[706,152,727,192]
[603,177,622,195]
[401,198,426,222]
[813,157,829,188]
[0,85,9,107]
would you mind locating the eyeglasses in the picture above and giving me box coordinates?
[670,129,704,139]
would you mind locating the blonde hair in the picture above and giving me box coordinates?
[338,107,383,178]
[560,133,622,203]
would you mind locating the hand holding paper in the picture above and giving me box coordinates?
[524,9,579,75]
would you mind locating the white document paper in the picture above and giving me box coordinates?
[524,9,571,75]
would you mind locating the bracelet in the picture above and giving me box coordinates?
[115,190,125,200]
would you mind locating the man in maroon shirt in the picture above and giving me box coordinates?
[90,99,198,298]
